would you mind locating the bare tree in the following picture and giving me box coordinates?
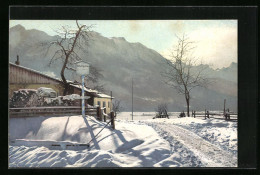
[161,34,208,117]
[112,100,124,117]
[155,103,169,118]
[85,66,106,92]
[71,65,106,92]
[44,20,96,95]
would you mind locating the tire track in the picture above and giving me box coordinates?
[147,122,237,167]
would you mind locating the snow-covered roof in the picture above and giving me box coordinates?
[96,93,114,99]
[69,83,99,94]
[70,83,114,99]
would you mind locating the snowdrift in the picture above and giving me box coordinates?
[9,114,237,167]
[9,115,171,167]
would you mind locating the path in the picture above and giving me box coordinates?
[145,122,237,167]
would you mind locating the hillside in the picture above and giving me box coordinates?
[9,25,237,112]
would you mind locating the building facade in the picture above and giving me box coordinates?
[9,62,64,97]
[9,62,113,113]
[94,95,113,114]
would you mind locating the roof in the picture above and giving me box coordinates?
[70,83,114,98]
[9,62,113,99]
[69,83,100,97]
[96,93,114,99]
[10,62,62,83]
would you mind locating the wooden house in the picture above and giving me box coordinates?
[9,61,113,112]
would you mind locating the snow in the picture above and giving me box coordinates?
[62,94,81,100]
[9,112,237,167]
[96,93,113,99]
[69,83,98,93]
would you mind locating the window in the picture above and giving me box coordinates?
[97,101,100,106]
[108,102,110,108]
[103,101,106,108]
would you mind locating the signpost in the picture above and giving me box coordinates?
[76,61,90,117]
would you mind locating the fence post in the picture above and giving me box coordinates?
[227,108,230,120]
[104,113,106,122]
[207,110,209,118]
[205,109,206,119]
[111,111,115,130]
[192,110,196,118]
[97,106,102,121]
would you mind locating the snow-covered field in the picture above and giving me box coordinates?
[9,112,237,167]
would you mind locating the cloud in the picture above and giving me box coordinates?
[190,26,237,68]
[160,25,237,69]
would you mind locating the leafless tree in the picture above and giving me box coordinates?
[85,66,106,92]
[112,100,124,117]
[161,34,208,117]
[71,65,106,92]
[44,20,103,95]
[155,103,168,118]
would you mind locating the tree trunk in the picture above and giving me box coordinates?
[63,83,69,96]
[185,90,190,117]
[186,98,190,117]
[184,89,190,117]
[187,99,190,117]
[61,55,69,95]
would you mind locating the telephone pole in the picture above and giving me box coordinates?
[132,78,133,120]
[224,99,226,114]
[110,91,112,112]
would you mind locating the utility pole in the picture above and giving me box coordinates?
[132,78,133,120]
[110,91,112,112]
[224,99,226,114]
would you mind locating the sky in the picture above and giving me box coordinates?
[10,20,237,69]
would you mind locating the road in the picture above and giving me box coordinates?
[144,122,237,167]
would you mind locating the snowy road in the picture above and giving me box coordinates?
[144,122,236,167]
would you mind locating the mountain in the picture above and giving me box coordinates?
[9,25,237,112]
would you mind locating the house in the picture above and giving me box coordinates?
[9,60,113,113]
[94,93,114,114]
[70,83,114,114]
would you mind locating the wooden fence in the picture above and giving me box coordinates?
[190,110,237,121]
[9,106,116,129]
[9,106,97,118]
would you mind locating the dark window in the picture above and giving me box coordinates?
[103,101,106,108]
[97,101,100,106]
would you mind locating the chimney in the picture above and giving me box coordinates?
[15,55,20,65]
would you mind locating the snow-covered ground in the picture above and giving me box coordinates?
[9,112,237,167]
